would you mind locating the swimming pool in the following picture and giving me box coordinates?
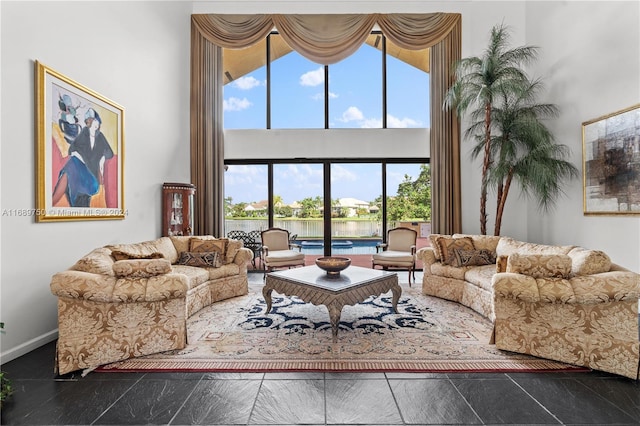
[296,239,382,255]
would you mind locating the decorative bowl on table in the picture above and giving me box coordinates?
[315,256,351,276]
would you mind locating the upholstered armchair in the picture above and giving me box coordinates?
[261,227,305,277]
[372,227,417,285]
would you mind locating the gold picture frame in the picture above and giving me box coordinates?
[582,104,640,215]
[35,61,125,222]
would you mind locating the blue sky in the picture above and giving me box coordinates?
[223,42,429,205]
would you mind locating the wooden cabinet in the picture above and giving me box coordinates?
[162,182,195,236]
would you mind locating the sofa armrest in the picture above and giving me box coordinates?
[492,272,540,302]
[416,247,436,275]
[51,270,189,303]
[493,270,640,304]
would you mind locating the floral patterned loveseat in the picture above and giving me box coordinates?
[417,234,640,379]
[50,235,252,375]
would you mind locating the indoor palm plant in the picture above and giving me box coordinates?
[444,23,577,235]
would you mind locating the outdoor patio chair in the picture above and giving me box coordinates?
[261,227,305,278]
[372,226,417,286]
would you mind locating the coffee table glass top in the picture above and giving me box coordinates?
[267,265,397,291]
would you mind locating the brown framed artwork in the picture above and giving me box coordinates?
[582,104,640,215]
[35,61,125,222]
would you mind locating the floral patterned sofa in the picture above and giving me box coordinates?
[50,235,252,375]
[417,234,640,379]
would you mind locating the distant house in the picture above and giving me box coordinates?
[335,197,372,217]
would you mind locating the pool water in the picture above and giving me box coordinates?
[296,239,382,255]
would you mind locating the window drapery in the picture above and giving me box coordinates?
[190,13,462,236]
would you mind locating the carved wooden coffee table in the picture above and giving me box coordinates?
[263,265,400,342]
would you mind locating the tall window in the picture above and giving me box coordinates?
[329,35,382,128]
[222,32,429,130]
[222,40,267,129]
[270,34,324,129]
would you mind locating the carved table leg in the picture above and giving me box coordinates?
[326,301,344,343]
[263,285,274,313]
[391,283,401,313]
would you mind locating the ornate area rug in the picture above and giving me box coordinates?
[98,283,586,373]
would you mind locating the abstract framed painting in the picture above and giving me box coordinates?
[35,61,125,222]
[582,104,640,215]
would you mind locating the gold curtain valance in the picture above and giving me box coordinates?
[192,13,461,63]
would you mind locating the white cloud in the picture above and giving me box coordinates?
[387,114,420,128]
[361,118,383,128]
[300,67,324,87]
[232,76,262,90]
[311,92,338,101]
[341,106,364,122]
[331,164,357,183]
[223,97,252,112]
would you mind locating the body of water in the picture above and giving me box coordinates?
[296,239,382,255]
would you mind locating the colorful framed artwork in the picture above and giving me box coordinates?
[35,61,125,222]
[582,104,640,215]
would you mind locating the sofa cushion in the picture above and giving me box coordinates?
[453,248,495,267]
[430,262,469,280]
[205,263,241,280]
[506,253,572,279]
[496,237,574,257]
[170,264,211,289]
[568,247,611,276]
[464,264,497,291]
[112,259,172,278]
[177,251,222,268]
[436,236,475,265]
[70,247,115,276]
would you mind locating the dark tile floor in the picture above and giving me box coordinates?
[2,272,639,425]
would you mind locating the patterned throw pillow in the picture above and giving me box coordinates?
[112,259,172,278]
[436,236,475,265]
[506,253,572,279]
[110,250,164,261]
[452,248,495,267]
[177,251,221,268]
[190,237,227,258]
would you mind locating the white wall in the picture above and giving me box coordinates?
[225,128,430,159]
[1,0,638,363]
[524,1,640,270]
[1,1,192,361]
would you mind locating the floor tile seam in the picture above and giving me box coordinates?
[384,374,407,425]
[569,376,640,421]
[446,376,485,425]
[89,374,145,426]
[246,370,267,425]
[504,373,564,425]
[167,374,205,425]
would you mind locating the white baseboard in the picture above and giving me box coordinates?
[0,329,58,364]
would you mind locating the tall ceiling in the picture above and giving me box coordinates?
[222,33,429,85]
